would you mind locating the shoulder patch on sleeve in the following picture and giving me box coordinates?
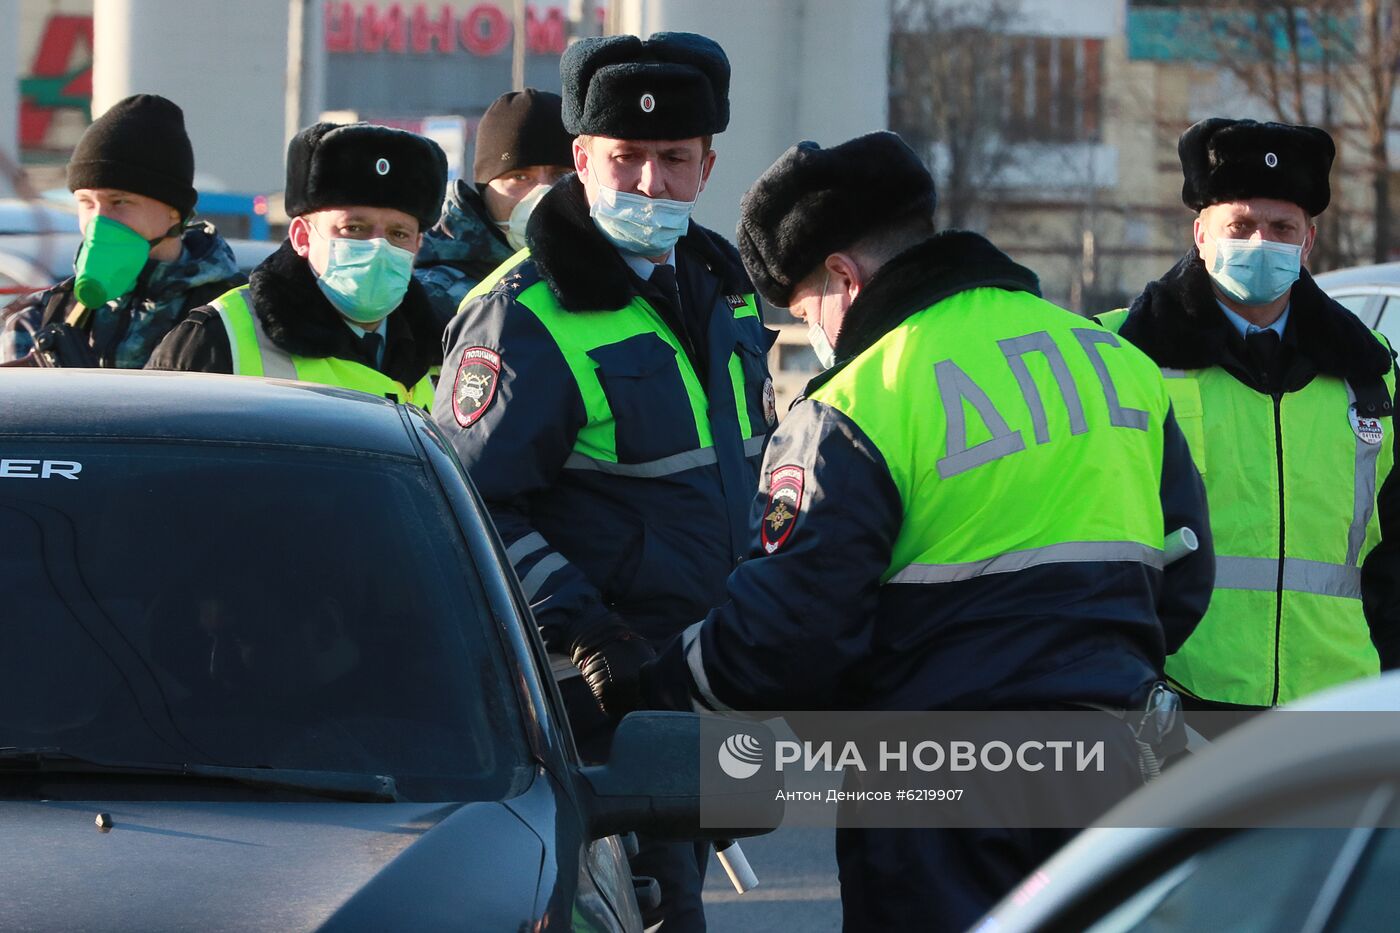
[452,346,502,428]
[761,464,805,553]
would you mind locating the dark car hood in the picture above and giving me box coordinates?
[0,797,547,931]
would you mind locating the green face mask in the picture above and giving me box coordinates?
[73,215,158,308]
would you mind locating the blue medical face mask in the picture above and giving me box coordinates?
[1204,232,1304,306]
[590,178,699,256]
[309,228,416,324]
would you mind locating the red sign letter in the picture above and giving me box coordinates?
[461,4,511,56]
[324,1,356,53]
[19,15,93,148]
[359,3,408,53]
[411,3,456,54]
[525,5,566,54]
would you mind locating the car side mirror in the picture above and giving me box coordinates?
[576,711,784,841]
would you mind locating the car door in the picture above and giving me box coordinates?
[1327,290,1382,328]
[1368,294,1400,351]
[1047,785,1398,933]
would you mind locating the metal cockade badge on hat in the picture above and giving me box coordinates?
[1350,403,1386,445]
[375,157,391,175]
[640,93,656,113]
[1265,152,1279,168]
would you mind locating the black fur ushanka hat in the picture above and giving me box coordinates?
[738,132,936,308]
[1179,117,1335,216]
[285,122,448,229]
[561,32,729,140]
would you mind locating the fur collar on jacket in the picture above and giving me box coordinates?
[1118,250,1392,381]
[248,240,441,385]
[524,174,750,312]
[828,231,1040,360]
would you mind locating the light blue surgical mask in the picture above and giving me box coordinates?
[1205,233,1303,306]
[498,184,548,252]
[311,231,416,324]
[807,271,838,370]
[590,181,697,256]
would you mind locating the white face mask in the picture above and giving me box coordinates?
[1204,231,1303,306]
[590,177,701,256]
[498,184,549,252]
[807,271,838,370]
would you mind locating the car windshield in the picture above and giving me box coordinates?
[0,441,530,802]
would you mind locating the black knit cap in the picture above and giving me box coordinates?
[285,122,449,229]
[1180,117,1335,216]
[738,132,936,308]
[473,89,573,186]
[561,32,729,140]
[67,94,197,217]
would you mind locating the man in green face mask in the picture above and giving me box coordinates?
[0,94,243,368]
[147,122,447,409]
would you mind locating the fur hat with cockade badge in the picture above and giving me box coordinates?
[560,32,730,140]
[737,132,936,309]
[284,122,448,229]
[1179,117,1335,216]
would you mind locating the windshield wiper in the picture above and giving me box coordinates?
[0,746,401,802]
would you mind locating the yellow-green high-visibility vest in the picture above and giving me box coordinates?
[510,278,767,474]
[1099,308,1396,705]
[208,286,434,409]
[813,289,1171,587]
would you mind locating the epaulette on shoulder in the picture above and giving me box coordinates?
[495,271,527,294]
[489,261,544,299]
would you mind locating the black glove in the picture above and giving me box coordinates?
[570,616,656,719]
[31,322,98,368]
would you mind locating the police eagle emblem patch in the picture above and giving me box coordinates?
[452,347,501,428]
[762,465,805,553]
[1351,403,1386,445]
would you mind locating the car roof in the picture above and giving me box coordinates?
[0,369,420,457]
[979,671,1400,932]
[1313,261,1400,292]
[0,199,80,235]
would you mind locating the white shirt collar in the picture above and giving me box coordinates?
[621,248,675,281]
[1215,299,1289,339]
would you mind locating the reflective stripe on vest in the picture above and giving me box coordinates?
[812,288,1170,587]
[564,434,768,478]
[889,540,1164,585]
[209,286,434,408]
[1214,555,1361,600]
[1099,306,1395,704]
[513,278,763,471]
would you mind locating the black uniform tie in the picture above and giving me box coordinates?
[359,331,384,372]
[649,262,681,313]
[1246,328,1281,386]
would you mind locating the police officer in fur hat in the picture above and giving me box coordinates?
[415,89,574,326]
[1098,119,1400,722]
[149,122,447,406]
[431,32,775,932]
[631,132,1214,932]
[0,94,243,368]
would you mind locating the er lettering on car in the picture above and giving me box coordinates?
[0,459,83,479]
